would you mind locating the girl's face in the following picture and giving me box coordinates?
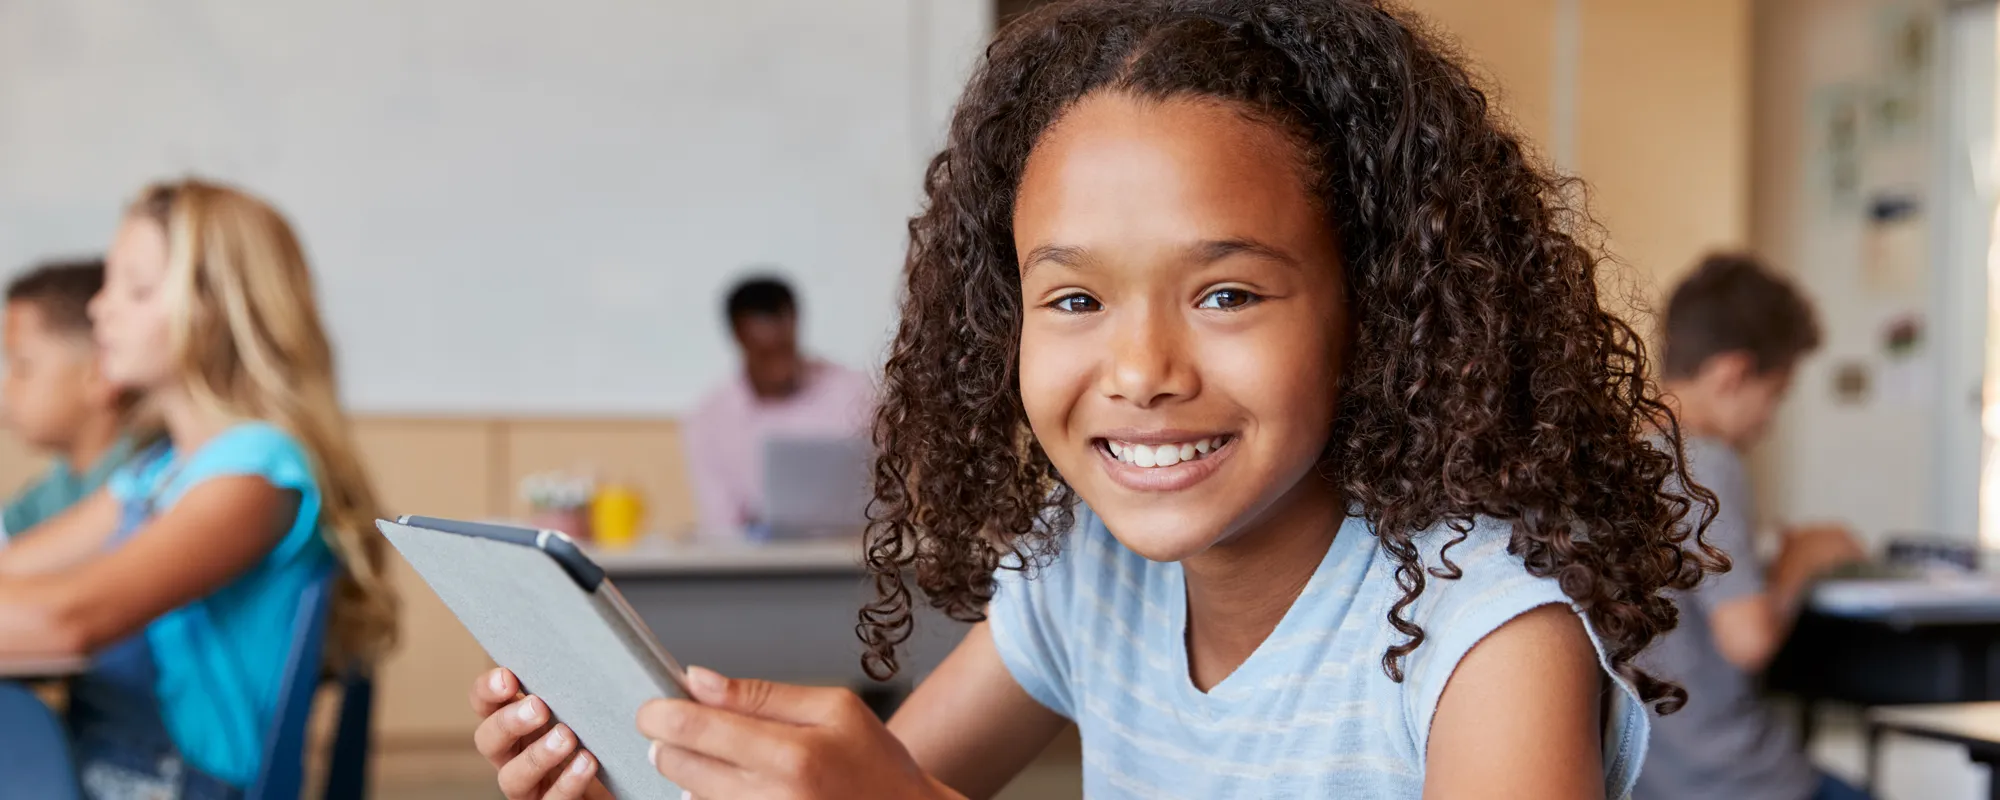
[1015,93,1348,561]
[91,216,179,391]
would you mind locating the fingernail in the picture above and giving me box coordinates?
[570,752,592,776]
[649,740,663,768]
[545,726,568,751]
[687,666,723,697]
[489,669,507,695]
[516,698,541,723]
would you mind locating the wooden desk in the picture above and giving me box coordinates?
[0,655,86,680]
[1868,703,2000,799]
[586,537,970,707]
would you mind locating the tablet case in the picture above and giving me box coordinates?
[377,517,684,798]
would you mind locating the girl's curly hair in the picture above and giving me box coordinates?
[861,0,1723,712]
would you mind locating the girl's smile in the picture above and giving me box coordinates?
[1091,430,1237,492]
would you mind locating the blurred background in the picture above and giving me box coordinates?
[2,0,1997,798]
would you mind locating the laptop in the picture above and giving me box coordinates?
[758,436,872,540]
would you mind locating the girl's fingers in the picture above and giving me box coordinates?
[649,739,751,799]
[540,750,599,800]
[685,667,854,726]
[475,695,551,766]
[498,724,578,799]
[471,668,521,716]
[635,698,795,769]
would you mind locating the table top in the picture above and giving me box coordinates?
[585,537,863,578]
[0,654,87,679]
[1809,578,2000,626]
[1870,703,2000,750]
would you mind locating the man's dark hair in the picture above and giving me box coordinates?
[725,275,797,323]
[6,258,106,338]
[1661,252,1822,379]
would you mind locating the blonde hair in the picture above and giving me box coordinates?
[133,178,397,668]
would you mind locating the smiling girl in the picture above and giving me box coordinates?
[469,1,1717,797]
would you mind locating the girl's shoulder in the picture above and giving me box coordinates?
[1378,515,1649,795]
[1397,517,1554,601]
[1380,516,1589,662]
[109,421,316,507]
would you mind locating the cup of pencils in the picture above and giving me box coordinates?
[522,472,595,541]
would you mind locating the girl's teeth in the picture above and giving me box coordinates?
[1107,437,1227,468]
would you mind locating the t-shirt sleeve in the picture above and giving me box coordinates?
[161,423,323,564]
[986,541,1080,720]
[1396,523,1650,797]
[0,471,53,537]
[1683,440,1763,609]
[1400,529,1574,753]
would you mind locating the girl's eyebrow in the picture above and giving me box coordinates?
[1189,237,1300,269]
[1020,244,1092,274]
[1023,238,1299,274]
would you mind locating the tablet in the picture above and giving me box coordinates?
[377,516,687,797]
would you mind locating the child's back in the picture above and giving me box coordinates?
[1639,435,1816,799]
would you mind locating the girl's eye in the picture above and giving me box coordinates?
[1050,293,1103,314]
[1197,288,1260,310]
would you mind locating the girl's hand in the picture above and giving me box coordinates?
[469,667,613,800]
[639,667,960,800]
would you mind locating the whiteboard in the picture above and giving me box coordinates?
[0,0,989,413]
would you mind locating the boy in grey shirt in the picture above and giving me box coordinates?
[1637,254,1869,800]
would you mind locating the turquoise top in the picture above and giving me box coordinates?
[106,422,332,787]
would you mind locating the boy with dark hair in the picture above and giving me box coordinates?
[1638,253,1870,800]
[1,259,135,538]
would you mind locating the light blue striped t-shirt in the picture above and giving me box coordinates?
[988,505,1649,799]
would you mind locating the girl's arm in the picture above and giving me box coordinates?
[1423,604,1605,800]
[468,621,1067,800]
[889,622,1071,798]
[0,476,296,656]
[0,490,121,578]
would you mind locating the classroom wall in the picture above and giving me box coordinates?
[1409,0,1751,300]
[0,0,991,416]
[1751,0,1949,543]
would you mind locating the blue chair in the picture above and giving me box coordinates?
[0,682,80,800]
[250,568,376,800]
[0,569,371,800]
[248,568,334,800]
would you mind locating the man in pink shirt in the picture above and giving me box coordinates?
[683,276,875,541]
